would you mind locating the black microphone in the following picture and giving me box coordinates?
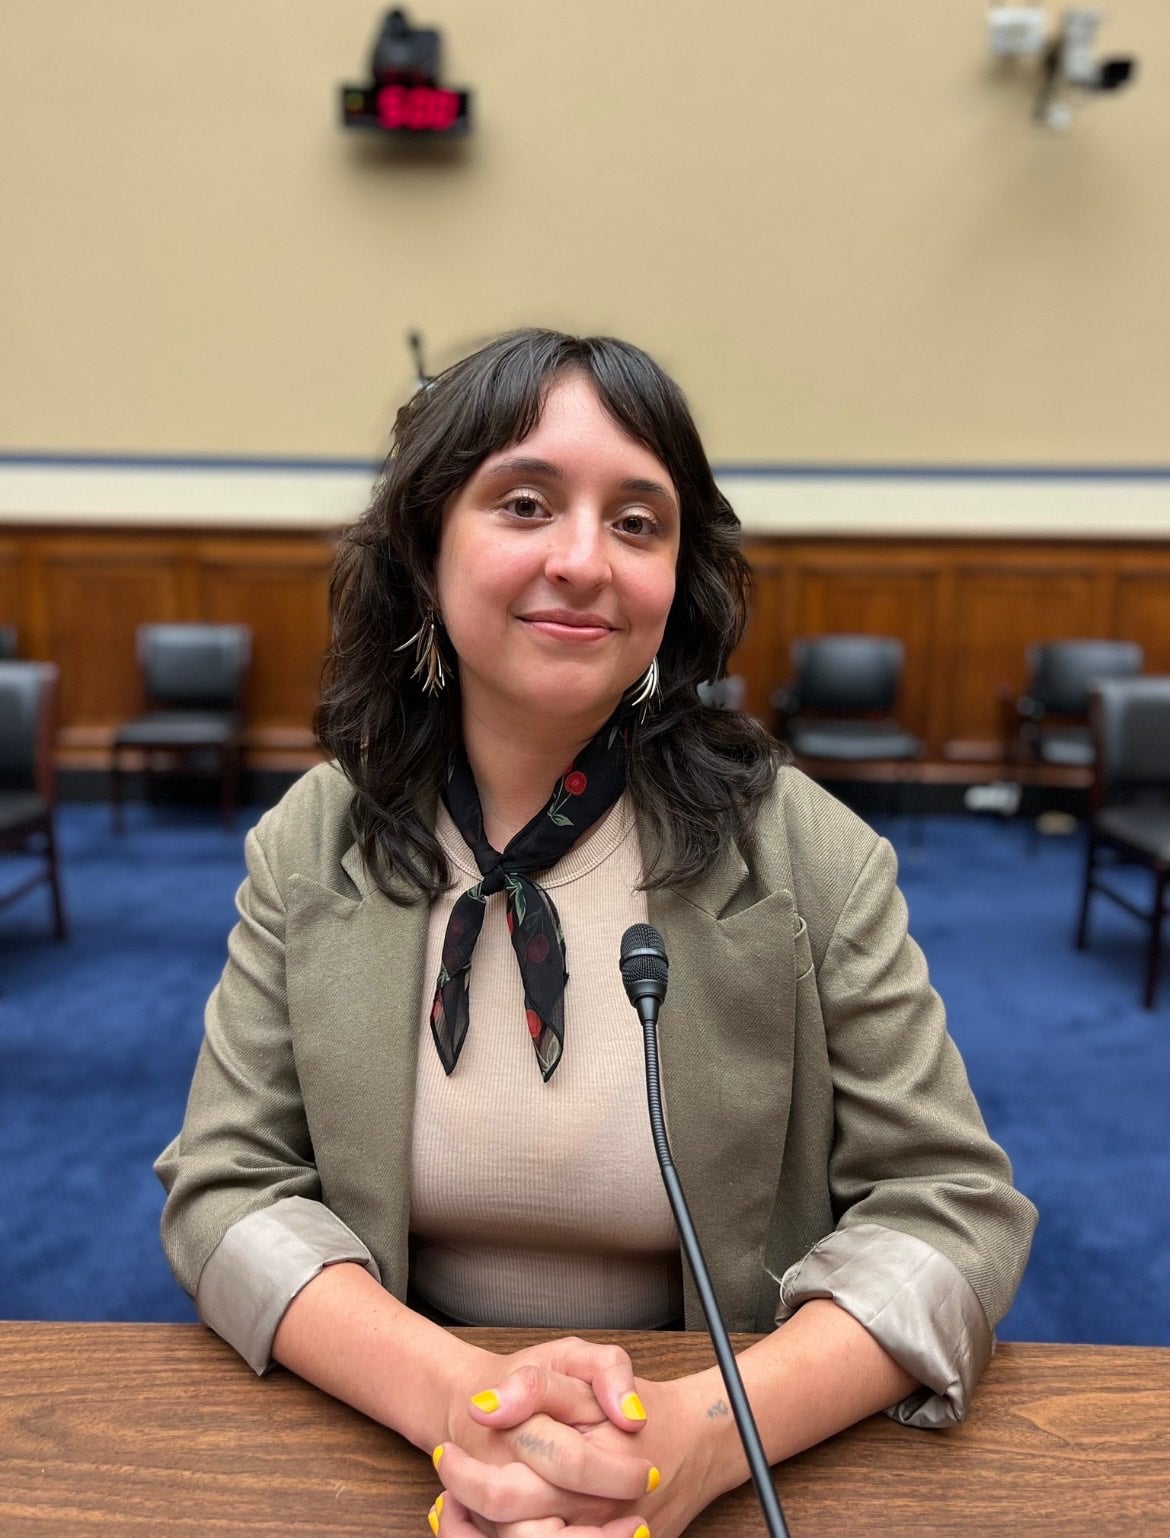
[407,329,432,391]
[619,924,792,1538]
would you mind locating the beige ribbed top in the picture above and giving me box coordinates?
[409,794,683,1329]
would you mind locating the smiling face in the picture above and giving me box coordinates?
[435,371,680,740]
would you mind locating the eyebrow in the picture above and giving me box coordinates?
[483,457,678,507]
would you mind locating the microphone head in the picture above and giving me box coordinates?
[620,923,669,997]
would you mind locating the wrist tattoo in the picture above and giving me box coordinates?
[705,1399,730,1419]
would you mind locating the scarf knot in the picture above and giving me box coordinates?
[475,852,507,896]
[428,704,633,1081]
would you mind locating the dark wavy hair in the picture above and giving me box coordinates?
[315,328,779,901]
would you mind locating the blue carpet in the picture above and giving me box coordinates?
[890,819,1170,1347]
[1,802,1168,1344]
[0,804,246,1325]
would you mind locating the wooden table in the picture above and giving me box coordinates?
[1,1323,1167,1536]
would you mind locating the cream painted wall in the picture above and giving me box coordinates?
[2,1,1168,466]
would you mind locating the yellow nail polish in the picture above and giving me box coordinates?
[431,1445,444,1471]
[634,1524,651,1538]
[470,1389,501,1413]
[427,1507,439,1536]
[435,1494,444,1516]
[645,1466,661,1493]
[621,1392,647,1421]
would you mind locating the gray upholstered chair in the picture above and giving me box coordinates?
[771,636,923,840]
[110,624,251,832]
[1003,639,1144,772]
[697,674,747,711]
[1075,676,1170,1009]
[0,661,66,939]
[771,635,922,767]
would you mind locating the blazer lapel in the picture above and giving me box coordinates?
[647,841,799,1332]
[284,842,428,1301]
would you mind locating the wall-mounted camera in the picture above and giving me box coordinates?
[988,6,1050,58]
[987,5,1137,129]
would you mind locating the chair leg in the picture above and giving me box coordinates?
[110,747,125,834]
[1143,866,1168,1010]
[1075,829,1098,949]
[221,745,242,830]
[1026,789,1042,857]
[45,820,67,941]
[906,767,924,852]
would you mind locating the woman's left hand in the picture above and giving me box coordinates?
[433,1373,724,1538]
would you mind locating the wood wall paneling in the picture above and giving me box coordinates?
[945,563,1101,747]
[1113,572,1170,675]
[5,526,1170,778]
[791,558,939,750]
[0,540,23,641]
[2,526,335,769]
[731,538,1170,770]
[736,543,947,755]
[195,539,333,751]
[731,543,790,723]
[34,537,187,742]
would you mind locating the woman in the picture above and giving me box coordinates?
[157,329,1036,1538]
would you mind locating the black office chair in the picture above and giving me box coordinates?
[1075,677,1170,1009]
[772,635,923,838]
[0,661,67,940]
[772,635,922,763]
[110,624,251,832]
[1003,640,1144,772]
[0,627,17,660]
[697,674,747,711]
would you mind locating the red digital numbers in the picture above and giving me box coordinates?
[377,85,460,132]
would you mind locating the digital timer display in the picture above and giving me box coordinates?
[340,8,471,138]
[341,83,468,134]
[379,84,461,131]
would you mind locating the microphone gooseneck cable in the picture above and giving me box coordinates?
[619,923,792,1538]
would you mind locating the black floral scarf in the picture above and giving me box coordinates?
[430,706,632,1080]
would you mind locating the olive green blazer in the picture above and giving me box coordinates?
[157,762,1035,1337]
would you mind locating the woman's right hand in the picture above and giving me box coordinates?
[436,1366,723,1538]
[454,1335,651,1441]
[436,1336,656,1522]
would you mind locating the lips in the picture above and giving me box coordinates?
[519,609,616,642]
[521,609,615,629]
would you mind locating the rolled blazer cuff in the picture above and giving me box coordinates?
[774,1222,993,1428]
[195,1195,382,1375]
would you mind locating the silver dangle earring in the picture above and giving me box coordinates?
[395,611,447,696]
[629,655,660,719]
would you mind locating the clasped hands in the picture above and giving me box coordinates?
[428,1336,725,1538]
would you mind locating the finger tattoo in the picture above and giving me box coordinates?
[515,1431,559,1460]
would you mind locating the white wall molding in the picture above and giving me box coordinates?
[720,469,1170,539]
[0,458,373,529]
[4,457,1170,538]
